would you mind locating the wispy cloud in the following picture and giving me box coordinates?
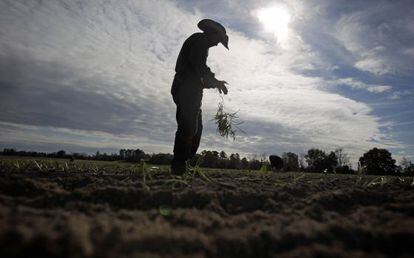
[334,2,414,76]
[333,78,392,93]
[389,90,413,100]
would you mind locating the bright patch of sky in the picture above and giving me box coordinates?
[0,0,413,164]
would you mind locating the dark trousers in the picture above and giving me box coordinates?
[171,76,203,164]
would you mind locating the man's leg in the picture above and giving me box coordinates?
[189,110,202,159]
[171,104,199,175]
[171,136,192,175]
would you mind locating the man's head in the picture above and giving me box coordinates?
[197,19,229,50]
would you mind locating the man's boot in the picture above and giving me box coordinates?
[171,159,187,175]
[171,135,193,175]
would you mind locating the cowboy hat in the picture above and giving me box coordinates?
[197,19,229,50]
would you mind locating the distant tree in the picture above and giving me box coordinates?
[305,148,327,172]
[282,152,299,171]
[57,150,66,158]
[70,152,88,161]
[249,158,262,170]
[304,149,338,173]
[228,153,241,169]
[125,149,133,160]
[400,157,414,176]
[216,151,228,168]
[335,165,352,174]
[148,153,173,165]
[334,148,351,173]
[359,148,397,175]
[260,153,268,163]
[326,151,338,172]
[404,163,414,176]
[335,148,350,167]
[298,153,306,171]
[400,157,410,170]
[240,157,249,170]
[119,149,126,160]
[2,148,16,156]
[201,150,219,168]
[133,149,146,161]
[117,149,147,162]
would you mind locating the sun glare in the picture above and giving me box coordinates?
[257,5,291,42]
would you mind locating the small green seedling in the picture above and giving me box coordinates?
[164,178,190,188]
[192,167,213,183]
[274,173,305,187]
[189,155,214,183]
[158,205,172,217]
[34,160,43,171]
[259,163,268,173]
[140,159,151,191]
[397,177,406,183]
[365,176,389,187]
[292,173,305,183]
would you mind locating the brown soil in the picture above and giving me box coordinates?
[0,170,413,257]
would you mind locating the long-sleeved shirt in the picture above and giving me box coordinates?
[174,32,218,89]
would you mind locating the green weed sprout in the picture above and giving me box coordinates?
[165,155,211,189]
[34,160,43,171]
[365,176,390,187]
[186,155,212,183]
[259,163,268,173]
[213,97,244,141]
[140,159,150,191]
[158,205,172,217]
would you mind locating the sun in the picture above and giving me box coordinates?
[256,5,291,42]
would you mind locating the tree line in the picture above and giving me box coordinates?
[302,147,413,176]
[1,147,413,176]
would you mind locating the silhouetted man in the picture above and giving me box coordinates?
[171,19,229,175]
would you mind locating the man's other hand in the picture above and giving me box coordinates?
[217,80,228,95]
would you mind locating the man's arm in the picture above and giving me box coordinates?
[188,40,220,89]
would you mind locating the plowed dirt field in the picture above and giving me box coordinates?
[0,162,413,257]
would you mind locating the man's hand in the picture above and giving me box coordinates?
[217,80,228,95]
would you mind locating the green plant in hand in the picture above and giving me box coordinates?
[213,97,244,141]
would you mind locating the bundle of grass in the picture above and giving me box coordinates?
[213,97,244,141]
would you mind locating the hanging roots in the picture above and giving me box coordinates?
[213,97,244,141]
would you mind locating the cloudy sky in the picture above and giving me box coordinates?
[1,0,413,164]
